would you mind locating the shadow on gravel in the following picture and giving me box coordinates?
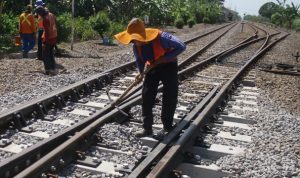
[94,42,118,46]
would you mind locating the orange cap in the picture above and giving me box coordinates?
[114,18,159,45]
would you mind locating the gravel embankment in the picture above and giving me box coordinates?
[216,30,300,178]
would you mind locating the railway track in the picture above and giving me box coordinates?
[0,22,234,177]
[0,22,288,178]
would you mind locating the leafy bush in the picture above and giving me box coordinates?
[179,12,190,25]
[194,11,202,23]
[0,13,18,53]
[271,12,282,26]
[175,18,184,29]
[75,17,97,41]
[198,3,221,23]
[0,13,18,34]
[292,18,300,31]
[107,22,125,38]
[56,13,72,43]
[203,17,210,23]
[82,28,98,41]
[187,18,196,28]
[89,11,111,39]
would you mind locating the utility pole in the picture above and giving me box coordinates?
[71,0,74,50]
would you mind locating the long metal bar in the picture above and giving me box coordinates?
[147,32,289,178]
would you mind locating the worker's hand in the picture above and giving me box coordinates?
[149,57,164,68]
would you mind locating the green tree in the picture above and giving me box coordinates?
[292,18,300,31]
[259,2,280,19]
[284,3,300,28]
[271,12,282,25]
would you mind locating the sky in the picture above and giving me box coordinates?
[224,0,300,16]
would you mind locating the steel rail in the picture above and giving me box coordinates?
[0,23,235,178]
[178,23,238,69]
[0,23,233,128]
[12,23,268,177]
[120,31,267,108]
[183,22,234,44]
[126,24,272,178]
[147,32,289,178]
[14,23,267,178]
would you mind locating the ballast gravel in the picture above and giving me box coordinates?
[0,23,299,177]
[215,30,300,178]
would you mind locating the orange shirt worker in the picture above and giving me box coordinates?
[115,18,186,138]
[19,5,36,58]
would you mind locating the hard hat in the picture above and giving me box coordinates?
[35,0,45,7]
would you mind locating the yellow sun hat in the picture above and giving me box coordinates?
[114,18,159,45]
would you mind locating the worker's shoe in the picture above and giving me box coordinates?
[153,129,169,140]
[22,52,28,58]
[135,129,153,138]
[49,69,58,76]
[45,69,58,76]
[153,125,176,140]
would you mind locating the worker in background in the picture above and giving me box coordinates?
[34,6,58,75]
[34,0,46,61]
[114,18,186,138]
[19,4,36,58]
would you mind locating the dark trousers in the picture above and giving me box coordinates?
[37,29,44,60]
[142,62,178,131]
[43,43,56,71]
[21,33,35,53]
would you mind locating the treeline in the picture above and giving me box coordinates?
[0,0,240,53]
[244,0,300,31]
